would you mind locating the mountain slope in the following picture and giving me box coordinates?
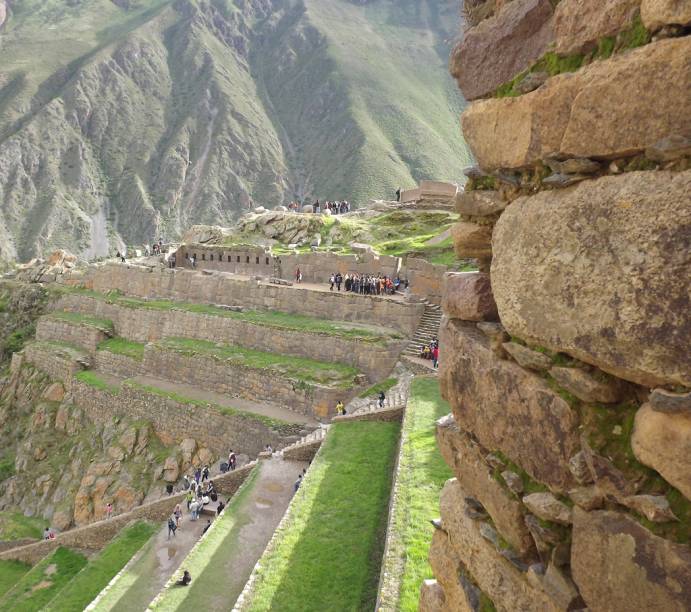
[0,0,470,262]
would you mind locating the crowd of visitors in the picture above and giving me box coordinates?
[288,200,350,214]
[329,272,408,295]
[420,337,440,368]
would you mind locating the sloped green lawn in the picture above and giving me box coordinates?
[243,421,400,611]
[0,560,31,599]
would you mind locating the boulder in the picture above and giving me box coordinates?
[428,529,480,612]
[419,579,446,612]
[568,451,593,484]
[492,171,691,388]
[462,38,691,170]
[455,190,508,217]
[440,480,561,611]
[549,367,623,403]
[181,225,226,245]
[442,272,498,321]
[641,0,691,31]
[450,0,554,100]
[568,486,605,511]
[440,318,579,490]
[501,471,524,495]
[437,415,535,555]
[553,0,641,55]
[581,438,636,498]
[502,342,552,371]
[162,456,180,483]
[527,563,583,610]
[631,403,691,500]
[522,492,573,525]
[620,494,678,522]
[42,382,65,402]
[301,205,313,213]
[649,388,691,414]
[571,507,691,611]
[452,222,493,259]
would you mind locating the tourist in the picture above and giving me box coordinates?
[294,474,302,492]
[183,474,191,491]
[329,274,335,291]
[106,502,113,519]
[175,570,192,587]
[174,504,183,528]
[228,449,237,471]
[186,489,194,510]
[217,501,225,515]
[265,444,273,454]
[432,344,440,369]
[167,515,177,539]
[336,400,345,416]
[169,253,176,268]
[194,467,201,485]
[191,254,197,268]
[202,519,212,536]
[295,268,302,283]
[335,272,342,291]
[378,391,386,409]
[396,187,401,202]
[43,527,51,541]
[190,499,199,521]
[202,465,210,482]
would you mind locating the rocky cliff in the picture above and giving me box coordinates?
[0,0,471,264]
[423,1,690,610]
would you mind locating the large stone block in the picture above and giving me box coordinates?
[631,403,691,500]
[440,479,561,611]
[461,37,691,171]
[450,0,554,100]
[440,318,579,490]
[554,0,641,55]
[455,190,508,217]
[437,415,534,555]
[571,507,691,611]
[641,0,691,30]
[492,170,691,388]
[428,530,477,612]
[442,272,498,321]
[451,221,493,259]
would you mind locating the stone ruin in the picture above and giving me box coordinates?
[422,0,690,610]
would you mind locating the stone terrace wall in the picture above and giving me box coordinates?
[77,264,424,336]
[404,257,447,305]
[22,344,87,384]
[0,463,256,565]
[71,380,296,458]
[425,3,691,611]
[93,350,141,379]
[53,293,405,381]
[141,345,353,419]
[35,317,109,353]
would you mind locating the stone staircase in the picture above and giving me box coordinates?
[279,426,329,461]
[403,300,442,360]
[346,368,413,418]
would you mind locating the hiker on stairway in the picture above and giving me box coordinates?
[378,391,386,409]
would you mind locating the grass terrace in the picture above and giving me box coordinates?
[383,377,453,611]
[45,521,157,612]
[242,421,400,611]
[0,547,87,610]
[75,370,122,393]
[150,465,262,610]
[47,311,114,332]
[97,338,145,361]
[57,287,401,342]
[157,337,360,388]
[0,560,31,599]
[31,340,90,362]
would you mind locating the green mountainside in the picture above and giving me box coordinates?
[0,0,471,263]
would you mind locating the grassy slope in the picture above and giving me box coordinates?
[45,521,158,612]
[0,511,44,540]
[391,377,453,610]
[244,421,400,611]
[150,464,261,610]
[0,560,31,599]
[0,546,87,611]
[98,337,146,360]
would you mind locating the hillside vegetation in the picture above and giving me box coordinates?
[0,0,470,263]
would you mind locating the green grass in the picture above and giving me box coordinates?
[0,547,87,611]
[0,512,44,541]
[244,421,400,611]
[359,377,397,398]
[157,337,359,388]
[150,465,262,610]
[75,370,121,393]
[389,378,454,611]
[48,311,114,332]
[0,560,31,599]
[97,337,145,361]
[31,340,89,362]
[44,521,157,612]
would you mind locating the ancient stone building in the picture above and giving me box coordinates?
[422,1,690,610]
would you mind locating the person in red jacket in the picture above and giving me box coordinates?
[432,345,439,369]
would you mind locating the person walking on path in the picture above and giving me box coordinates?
[329,274,335,291]
[378,391,386,409]
[294,474,302,493]
[295,268,302,283]
[167,516,177,539]
[432,345,440,369]
[194,467,201,485]
[105,502,113,519]
[174,504,183,528]
[228,449,237,471]
[186,489,194,511]
[202,465,210,482]
[202,519,212,536]
[336,272,342,291]
[190,499,199,521]
[336,400,345,416]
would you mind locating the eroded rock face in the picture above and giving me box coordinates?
[492,170,691,388]
[450,0,554,100]
[442,272,498,321]
[455,190,507,217]
[571,508,691,610]
[451,221,493,259]
[437,415,534,555]
[462,37,691,170]
[631,403,691,500]
[641,0,691,31]
[440,318,579,490]
[428,529,478,612]
[553,0,641,54]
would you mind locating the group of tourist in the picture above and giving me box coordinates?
[338,273,408,296]
[287,200,351,214]
[420,337,440,368]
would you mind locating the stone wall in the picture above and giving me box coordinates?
[22,343,88,384]
[0,463,256,564]
[141,344,353,419]
[70,380,298,458]
[93,350,141,379]
[425,4,691,611]
[53,293,405,381]
[404,257,447,305]
[35,317,109,353]
[75,264,424,336]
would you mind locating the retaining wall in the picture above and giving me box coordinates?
[53,293,404,381]
[35,317,108,353]
[70,380,297,458]
[0,463,256,565]
[23,343,87,384]
[404,257,447,305]
[76,264,424,336]
[141,345,354,419]
[93,350,141,379]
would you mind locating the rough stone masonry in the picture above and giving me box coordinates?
[422,1,691,611]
